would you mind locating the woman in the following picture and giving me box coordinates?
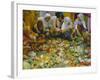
[74,13,87,37]
[61,17,73,41]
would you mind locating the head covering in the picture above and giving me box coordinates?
[44,13,51,18]
[37,17,43,21]
[61,17,72,30]
[64,17,71,23]
[74,14,87,29]
[77,13,84,20]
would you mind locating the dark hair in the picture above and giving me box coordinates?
[55,12,64,19]
[37,20,44,33]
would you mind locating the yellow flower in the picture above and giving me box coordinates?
[44,56,50,63]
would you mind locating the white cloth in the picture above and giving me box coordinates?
[61,17,72,31]
[44,13,51,18]
[74,19,87,30]
[38,16,56,29]
[74,13,87,30]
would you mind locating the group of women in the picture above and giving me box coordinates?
[23,11,91,48]
[31,12,90,41]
